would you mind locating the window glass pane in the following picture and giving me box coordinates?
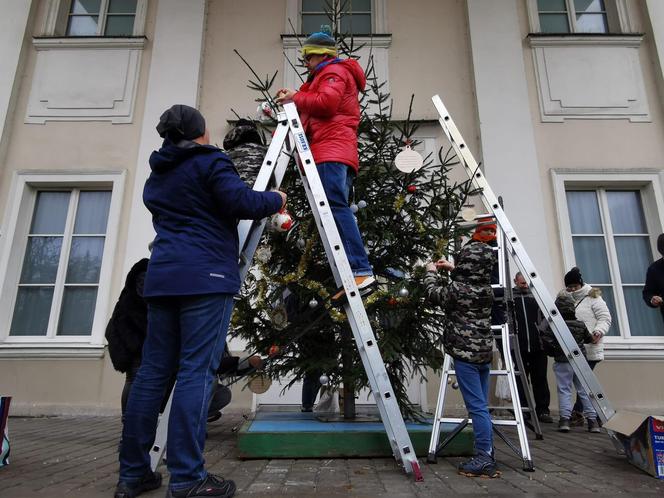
[70,0,101,14]
[348,0,372,12]
[538,0,567,10]
[302,14,332,34]
[105,15,135,36]
[572,236,611,283]
[302,0,326,11]
[606,191,647,234]
[66,237,105,284]
[10,287,54,336]
[566,191,602,234]
[576,13,608,33]
[340,13,371,34]
[614,236,652,284]
[574,0,605,13]
[539,14,571,32]
[74,191,112,234]
[31,191,70,234]
[67,15,99,35]
[108,0,137,13]
[20,237,63,284]
[595,286,619,336]
[57,287,98,336]
[623,287,662,336]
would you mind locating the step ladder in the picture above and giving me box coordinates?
[426,94,619,457]
[148,101,423,481]
[427,214,541,471]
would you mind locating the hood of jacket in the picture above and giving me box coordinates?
[570,283,602,302]
[223,120,263,150]
[555,293,577,321]
[311,57,366,92]
[149,140,219,173]
[451,240,495,285]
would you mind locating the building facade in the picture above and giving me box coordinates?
[1,0,663,415]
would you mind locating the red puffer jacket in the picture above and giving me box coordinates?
[293,58,366,173]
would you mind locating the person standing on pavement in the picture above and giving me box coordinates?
[512,272,552,423]
[643,233,664,326]
[114,104,286,498]
[275,26,375,301]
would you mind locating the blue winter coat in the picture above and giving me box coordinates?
[143,141,282,297]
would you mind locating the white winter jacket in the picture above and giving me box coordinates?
[568,284,612,361]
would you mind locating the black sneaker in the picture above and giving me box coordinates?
[587,418,601,433]
[166,474,236,498]
[538,412,554,424]
[558,417,570,432]
[458,449,501,478]
[114,471,162,498]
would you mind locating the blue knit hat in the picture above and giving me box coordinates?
[302,25,337,57]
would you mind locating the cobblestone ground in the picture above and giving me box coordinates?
[1,413,662,497]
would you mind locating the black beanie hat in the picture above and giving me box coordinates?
[564,267,584,287]
[156,104,206,142]
[657,233,664,257]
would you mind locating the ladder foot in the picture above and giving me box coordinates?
[426,453,438,464]
[522,460,535,472]
[411,461,424,482]
[536,434,544,440]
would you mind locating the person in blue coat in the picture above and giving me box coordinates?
[115,105,286,498]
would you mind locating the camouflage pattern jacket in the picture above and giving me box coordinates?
[222,120,267,184]
[539,293,592,363]
[424,240,496,364]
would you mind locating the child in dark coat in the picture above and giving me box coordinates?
[540,293,599,433]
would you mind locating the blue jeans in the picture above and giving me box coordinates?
[316,162,372,276]
[454,359,493,454]
[119,293,234,491]
[553,361,596,420]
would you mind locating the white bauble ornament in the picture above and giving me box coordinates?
[394,145,424,173]
[255,246,272,263]
[296,238,306,250]
[319,374,329,386]
[357,200,367,209]
[256,101,275,123]
[270,210,293,232]
[309,298,319,308]
[460,207,477,222]
[350,203,359,213]
[399,287,409,298]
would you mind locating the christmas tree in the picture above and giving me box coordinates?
[231,9,480,420]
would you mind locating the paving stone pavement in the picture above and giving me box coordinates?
[1,413,662,497]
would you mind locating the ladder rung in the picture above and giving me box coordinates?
[437,417,521,427]
[445,369,518,376]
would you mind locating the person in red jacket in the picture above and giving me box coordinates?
[277,27,374,300]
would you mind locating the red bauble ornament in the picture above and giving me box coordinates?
[407,185,417,193]
[387,297,398,307]
[269,345,280,356]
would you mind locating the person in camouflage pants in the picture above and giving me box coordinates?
[222,119,266,184]
[424,239,499,478]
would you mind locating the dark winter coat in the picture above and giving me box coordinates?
[293,57,366,172]
[425,240,496,364]
[540,294,592,363]
[643,258,664,324]
[513,286,542,353]
[143,141,283,297]
[105,259,149,373]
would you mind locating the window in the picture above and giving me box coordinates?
[10,190,111,337]
[66,0,137,36]
[564,188,661,339]
[529,0,630,34]
[301,0,373,35]
[0,173,124,352]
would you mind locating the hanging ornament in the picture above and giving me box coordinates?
[248,373,272,394]
[460,207,477,222]
[357,200,367,209]
[269,306,288,331]
[319,374,330,386]
[255,246,272,263]
[394,145,424,173]
[256,101,275,123]
[309,298,319,308]
[268,344,280,356]
[350,203,359,213]
[296,238,306,250]
[407,185,417,194]
[399,287,409,298]
[387,297,398,307]
[270,209,293,232]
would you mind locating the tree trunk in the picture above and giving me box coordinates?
[341,328,356,420]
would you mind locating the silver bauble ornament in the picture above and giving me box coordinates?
[357,200,367,209]
[350,203,359,213]
[296,238,306,250]
[309,298,319,308]
[319,374,329,386]
[399,287,409,298]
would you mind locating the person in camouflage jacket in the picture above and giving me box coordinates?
[424,239,500,478]
[222,119,266,184]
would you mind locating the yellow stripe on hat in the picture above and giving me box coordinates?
[301,46,338,57]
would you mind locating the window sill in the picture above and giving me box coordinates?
[0,344,106,359]
[32,36,147,50]
[281,33,392,49]
[603,342,664,360]
[527,33,644,47]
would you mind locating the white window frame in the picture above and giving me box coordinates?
[41,0,148,38]
[526,0,632,34]
[0,171,125,357]
[552,170,664,359]
[285,0,387,34]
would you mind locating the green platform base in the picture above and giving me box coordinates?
[237,409,474,459]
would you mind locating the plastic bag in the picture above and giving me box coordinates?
[0,396,11,467]
[494,358,512,401]
[313,387,339,414]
